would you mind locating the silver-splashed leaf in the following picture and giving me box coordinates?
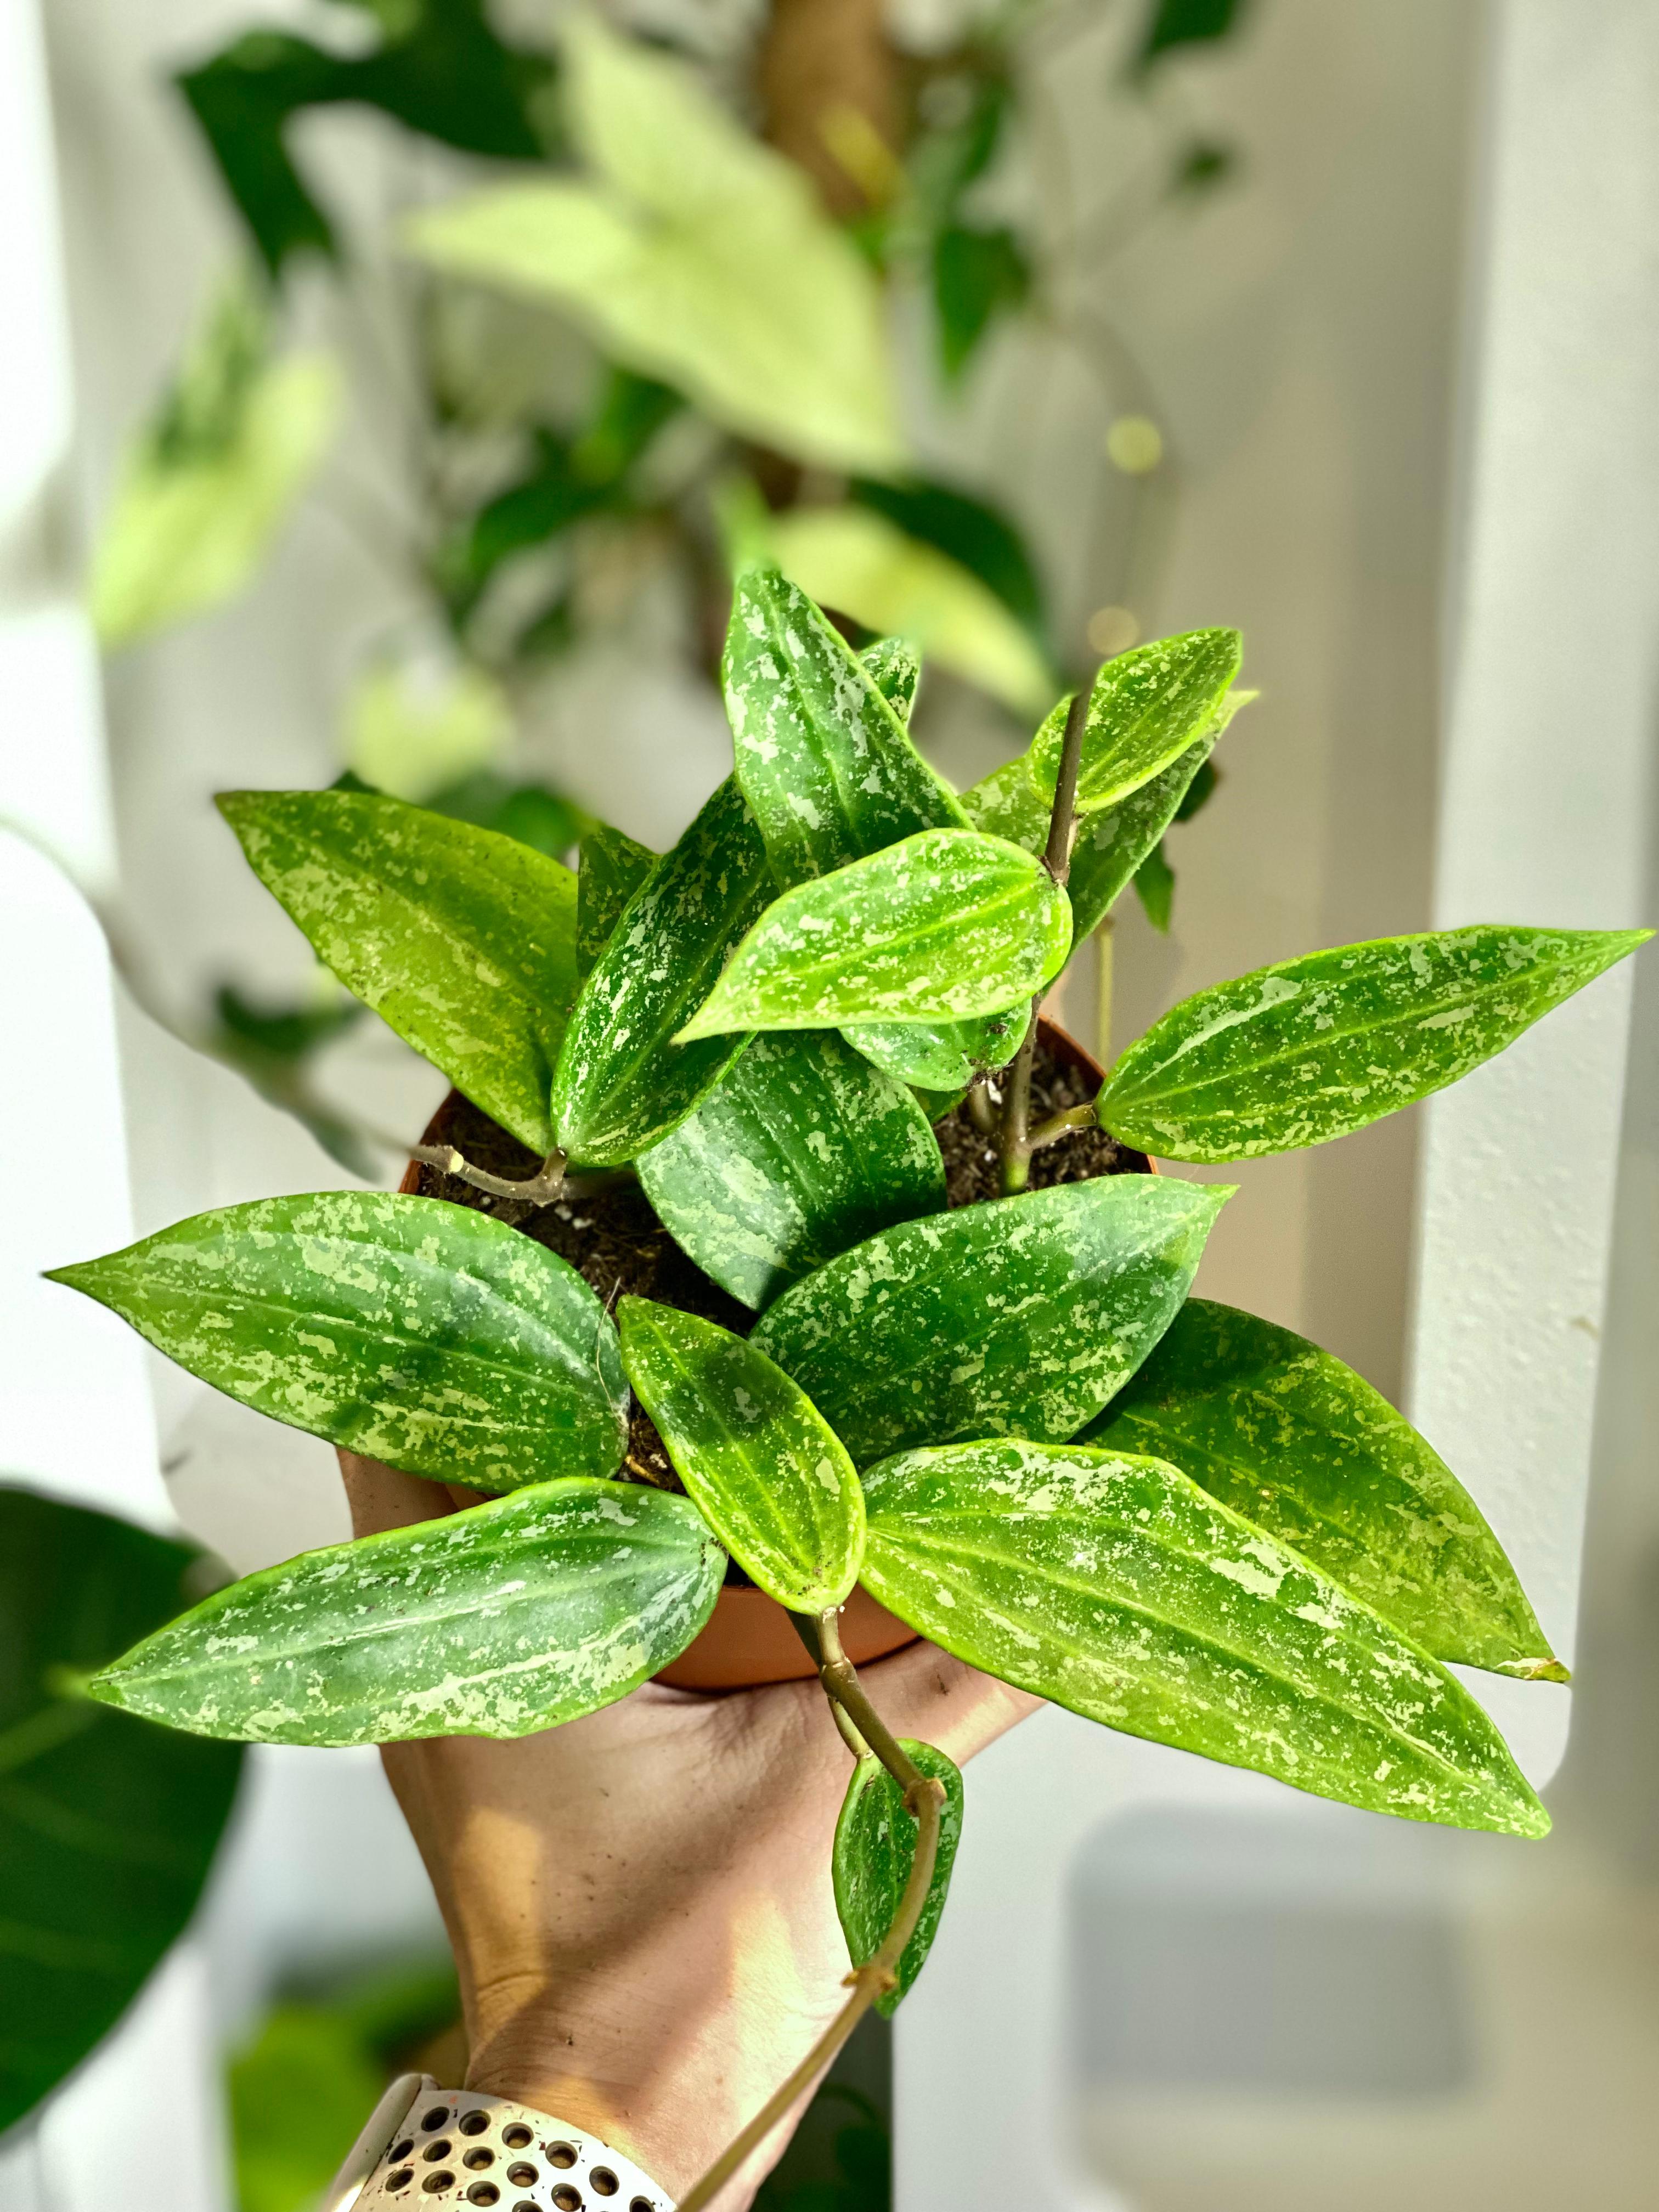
[676,828,1071,1041]
[552,776,775,1165]
[637,1030,945,1308]
[833,1742,964,2016]
[576,820,657,979]
[724,565,964,891]
[1084,1299,1565,1680]
[619,1298,865,1609]
[48,1192,628,1491]
[88,1480,724,1746]
[1096,924,1652,1163]
[842,1004,1028,1091]
[752,1176,1229,1466]
[860,634,922,723]
[218,788,578,1151]
[861,1439,1549,1837]
[1026,629,1241,815]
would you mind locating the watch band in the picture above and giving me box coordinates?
[325,2073,676,2212]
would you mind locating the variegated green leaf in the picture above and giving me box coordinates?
[1027,629,1241,815]
[90,278,340,648]
[860,635,922,723]
[88,1481,723,1746]
[576,820,657,979]
[966,726,1222,941]
[618,1299,864,1610]
[552,777,774,1165]
[48,1193,627,1492]
[403,16,904,475]
[842,1005,1029,1091]
[1097,925,1651,1163]
[636,1031,945,1308]
[218,788,577,1152]
[752,1176,1228,1466]
[833,1742,964,2016]
[1084,1299,1564,1680]
[860,1440,1549,1837]
[676,829,1072,1042]
[724,566,966,893]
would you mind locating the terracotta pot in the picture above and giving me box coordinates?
[399,1016,1148,1692]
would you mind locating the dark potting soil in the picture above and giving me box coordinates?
[408,1034,1144,1542]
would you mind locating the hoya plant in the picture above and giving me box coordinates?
[51,568,1645,2208]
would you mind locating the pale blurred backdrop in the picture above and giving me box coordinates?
[3,2,1658,2208]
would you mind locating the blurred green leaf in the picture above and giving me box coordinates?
[436,374,679,621]
[552,777,772,1165]
[1097,925,1652,1163]
[91,1481,723,1746]
[860,1440,1549,1836]
[1133,839,1174,932]
[619,1299,865,1610]
[677,829,1071,1041]
[933,224,1030,381]
[762,509,1051,716]
[426,771,595,861]
[51,1192,629,1492]
[405,16,905,473]
[850,477,1044,635]
[176,0,556,279]
[752,1177,1227,1466]
[230,1955,461,2212]
[0,1485,242,2134]
[220,787,579,1152]
[343,658,512,802]
[231,2007,382,2212]
[637,1030,945,1310]
[1173,755,1218,820]
[1136,0,1251,70]
[90,281,340,648]
[1085,1299,1566,1680]
[1174,139,1236,193]
[833,1743,963,2016]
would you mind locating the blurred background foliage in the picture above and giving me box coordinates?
[88,0,1248,1167]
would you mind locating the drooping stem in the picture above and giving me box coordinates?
[405,1143,568,1206]
[676,1615,946,2212]
[998,679,1093,1197]
[1096,913,1115,1065]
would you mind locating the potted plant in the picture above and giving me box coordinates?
[50,569,1645,2208]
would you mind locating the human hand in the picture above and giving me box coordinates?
[340,1452,1040,2209]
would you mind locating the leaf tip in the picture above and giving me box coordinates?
[1498,1654,1572,1686]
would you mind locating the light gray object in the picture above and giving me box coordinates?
[326,2074,677,2211]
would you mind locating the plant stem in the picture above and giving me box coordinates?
[1026,1100,1099,1153]
[405,1143,568,1206]
[1096,913,1115,1065]
[676,1616,946,2212]
[998,679,1092,1197]
[966,1077,999,1138]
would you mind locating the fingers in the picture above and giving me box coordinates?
[855,1637,1043,1767]
[337,1448,461,1538]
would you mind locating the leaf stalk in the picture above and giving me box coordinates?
[1000,677,1092,1195]
[675,1613,945,2212]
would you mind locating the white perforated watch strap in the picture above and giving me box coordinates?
[325,2074,676,2212]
